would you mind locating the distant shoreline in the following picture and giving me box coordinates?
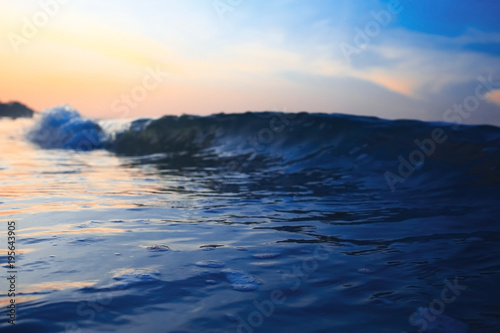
[0,101,36,119]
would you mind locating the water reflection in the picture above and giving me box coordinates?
[2,117,500,332]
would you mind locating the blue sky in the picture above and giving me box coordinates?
[1,0,500,124]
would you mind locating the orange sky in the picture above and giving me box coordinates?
[0,1,424,120]
[1,1,500,124]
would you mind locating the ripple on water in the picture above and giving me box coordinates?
[107,268,161,289]
[195,260,225,268]
[200,244,225,251]
[357,268,374,274]
[252,253,280,259]
[222,268,260,291]
[76,221,102,228]
[140,244,171,252]
[465,237,484,242]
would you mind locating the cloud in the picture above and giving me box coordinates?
[1,0,500,124]
[487,90,500,106]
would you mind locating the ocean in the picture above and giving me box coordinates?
[1,105,500,332]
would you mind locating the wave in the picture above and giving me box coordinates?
[26,105,104,150]
[26,105,500,190]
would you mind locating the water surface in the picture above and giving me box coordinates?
[1,109,500,332]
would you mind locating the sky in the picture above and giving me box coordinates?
[1,0,500,124]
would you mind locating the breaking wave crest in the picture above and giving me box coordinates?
[26,105,500,190]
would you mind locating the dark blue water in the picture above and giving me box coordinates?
[1,106,499,332]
